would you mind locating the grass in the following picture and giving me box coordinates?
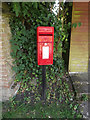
[2,100,82,119]
[1,73,85,119]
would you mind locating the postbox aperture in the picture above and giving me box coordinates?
[37,26,54,65]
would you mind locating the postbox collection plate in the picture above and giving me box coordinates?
[37,26,54,65]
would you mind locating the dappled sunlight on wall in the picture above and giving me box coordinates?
[69,2,88,73]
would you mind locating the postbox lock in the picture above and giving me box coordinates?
[44,43,47,46]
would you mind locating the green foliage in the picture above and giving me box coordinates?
[12,3,21,17]
[8,2,69,100]
[81,94,88,101]
[2,2,83,118]
[78,22,82,27]
[2,101,82,119]
[8,2,79,104]
[72,22,82,28]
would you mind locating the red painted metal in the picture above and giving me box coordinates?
[37,26,54,65]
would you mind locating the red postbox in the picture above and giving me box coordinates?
[37,26,54,65]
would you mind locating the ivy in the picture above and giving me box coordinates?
[8,2,74,102]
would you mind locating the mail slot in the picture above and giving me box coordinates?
[37,26,54,65]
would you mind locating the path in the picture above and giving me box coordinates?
[69,60,90,119]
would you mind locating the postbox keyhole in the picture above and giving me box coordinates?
[44,43,47,46]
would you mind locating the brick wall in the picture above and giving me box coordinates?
[89,2,90,58]
[0,2,2,119]
[0,3,20,101]
[69,2,89,73]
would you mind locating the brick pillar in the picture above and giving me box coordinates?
[0,3,20,101]
[0,2,2,120]
[89,2,90,58]
[69,2,89,73]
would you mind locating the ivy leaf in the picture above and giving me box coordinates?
[35,3,38,9]
[72,23,77,28]
[69,3,73,6]
[78,22,82,27]
[12,3,21,17]
[12,66,18,72]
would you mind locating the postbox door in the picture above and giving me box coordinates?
[38,43,53,65]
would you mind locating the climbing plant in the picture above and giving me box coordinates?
[8,2,74,102]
